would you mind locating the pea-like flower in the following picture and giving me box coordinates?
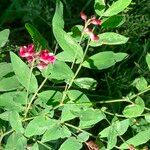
[19,44,56,70]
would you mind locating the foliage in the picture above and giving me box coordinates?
[0,0,150,150]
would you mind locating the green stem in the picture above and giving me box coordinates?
[33,139,52,150]
[0,130,13,144]
[65,123,94,137]
[24,78,47,118]
[25,60,35,116]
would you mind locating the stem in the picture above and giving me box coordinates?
[24,78,47,118]
[0,130,13,144]
[33,139,52,150]
[65,123,94,137]
[60,38,91,104]
[25,60,35,115]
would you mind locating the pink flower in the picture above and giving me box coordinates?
[19,44,35,58]
[37,61,48,70]
[90,18,102,25]
[80,11,87,21]
[39,50,56,64]
[84,28,99,41]
[90,33,99,41]
[26,56,34,62]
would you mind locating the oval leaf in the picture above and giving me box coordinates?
[120,129,150,149]
[82,51,127,70]
[0,76,21,91]
[74,77,97,90]
[10,52,38,93]
[9,111,24,133]
[90,32,129,47]
[0,29,10,47]
[103,0,132,17]
[123,97,145,118]
[52,1,83,63]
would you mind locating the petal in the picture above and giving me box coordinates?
[37,61,48,70]
[80,11,87,21]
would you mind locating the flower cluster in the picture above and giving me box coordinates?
[80,12,102,41]
[19,44,56,69]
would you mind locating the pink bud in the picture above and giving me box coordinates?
[80,11,87,21]
[90,19,102,25]
[39,50,56,64]
[37,61,48,70]
[90,33,99,41]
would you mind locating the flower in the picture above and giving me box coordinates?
[19,44,56,70]
[84,28,99,41]
[80,11,87,21]
[37,61,48,70]
[19,44,35,58]
[80,12,101,42]
[39,50,56,64]
[90,33,99,41]
[90,18,102,25]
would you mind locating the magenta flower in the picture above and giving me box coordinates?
[90,18,102,25]
[84,28,99,41]
[89,33,99,41]
[37,61,48,70]
[19,44,35,58]
[80,11,87,21]
[80,12,101,42]
[39,50,56,64]
[18,44,56,70]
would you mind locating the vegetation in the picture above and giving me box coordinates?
[0,0,150,149]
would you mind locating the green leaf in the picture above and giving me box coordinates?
[9,111,24,133]
[59,137,82,150]
[67,90,91,106]
[42,124,71,142]
[74,77,97,90]
[0,29,10,47]
[0,93,23,111]
[103,0,132,17]
[25,23,49,49]
[102,15,125,28]
[79,108,106,129]
[5,132,27,150]
[146,53,150,70]
[52,1,83,63]
[31,143,39,150]
[82,51,128,70]
[49,61,74,80]
[107,124,118,149]
[25,116,54,137]
[38,90,62,104]
[123,97,145,118]
[94,0,105,16]
[0,76,21,91]
[77,132,90,142]
[132,77,148,91]
[0,111,9,121]
[99,119,130,138]
[0,62,13,80]
[145,113,150,123]
[61,103,81,122]
[120,129,150,149]
[10,52,38,93]
[13,91,27,104]
[90,32,129,47]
